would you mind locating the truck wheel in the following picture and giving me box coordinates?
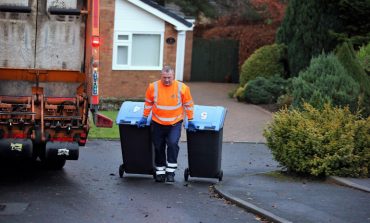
[184,168,189,181]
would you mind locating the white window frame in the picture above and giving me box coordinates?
[112,31,164,70]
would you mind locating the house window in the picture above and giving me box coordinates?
[118,35,129,41]
[117,46,128,65]
[113,32,163,70]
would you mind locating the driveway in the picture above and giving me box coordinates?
[181,82,273,143]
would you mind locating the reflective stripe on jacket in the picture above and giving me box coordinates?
[144,80,194,125]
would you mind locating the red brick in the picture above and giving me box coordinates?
[99,1,192,100]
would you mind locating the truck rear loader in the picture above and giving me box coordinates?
[0,0,112,169]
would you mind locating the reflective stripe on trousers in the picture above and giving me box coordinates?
[166,162,177,173]
[152,121,182,174]
[155,166,166,175]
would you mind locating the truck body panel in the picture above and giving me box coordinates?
[36,0,85,70]
[0,0,36,68]
[0,0,111,168]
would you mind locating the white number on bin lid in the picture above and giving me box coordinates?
[133,106,141,113]
[200,112,207,120]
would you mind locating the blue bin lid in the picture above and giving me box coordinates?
[185,105,227,131]
[116,101,151,126]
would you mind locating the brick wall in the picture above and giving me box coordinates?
[163,22,177,69]
[99,0,116,98]
[183,31,193,81]
[99,1,191,101]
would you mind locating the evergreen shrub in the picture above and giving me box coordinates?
[243,76,290,104]
[233,84,248,102]
[276,1,341,76]
[336,42,370,117]
[357,42,370,74]
[264,103,370,177]
[276,93,293,109]
[239,44,287,87]
[292,53,361,112]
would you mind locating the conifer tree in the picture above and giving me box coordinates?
[276,1,341,76]
[277,0,370,76]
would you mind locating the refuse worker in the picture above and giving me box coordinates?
[137,65,196,183]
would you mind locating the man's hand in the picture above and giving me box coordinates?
[137,117,148,128]
[187,121,196,132]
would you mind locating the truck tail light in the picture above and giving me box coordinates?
[92,36,100,47]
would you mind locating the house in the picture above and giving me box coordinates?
[100,0,194,102]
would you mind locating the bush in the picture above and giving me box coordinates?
[276,1,341,76]
[336,42,370,117]
[243,76,291,104]
[276,93,293,109]
[239,43,287,87]
[357,42,370,74]
[233,84,248,102]
[276,1,370,76]
[336,42,370,92]
[228,87,237,98]
[264,103,370,177]
[292,53,361,112]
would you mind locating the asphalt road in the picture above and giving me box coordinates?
[0,140,276,223]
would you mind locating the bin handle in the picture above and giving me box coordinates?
[204,126,216,130]
[48,7,81,15]
[0,5,31,13]
[119,120,131,124]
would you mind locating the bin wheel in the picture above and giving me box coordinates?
[218,170,223,182]
[119,164,125,178]
[184,168,189,181]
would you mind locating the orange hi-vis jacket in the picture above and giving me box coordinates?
[143,80,194,125]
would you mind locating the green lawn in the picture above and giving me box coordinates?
[88,110,120,139]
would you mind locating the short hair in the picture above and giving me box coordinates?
[162,65,174,74]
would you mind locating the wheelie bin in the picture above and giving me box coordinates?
[184,105,227,181]
[116,101,154,178]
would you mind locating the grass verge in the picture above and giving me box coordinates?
[88,110,120,139]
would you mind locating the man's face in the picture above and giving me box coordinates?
[161,71,174,86]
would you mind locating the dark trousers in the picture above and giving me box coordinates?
[152,121,182,175]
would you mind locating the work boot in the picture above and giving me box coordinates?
[166,172,175,183]
[155,174,166,183]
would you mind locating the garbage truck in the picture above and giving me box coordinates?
[0,0,112,169]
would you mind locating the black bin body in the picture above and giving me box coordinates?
[118,124,153,175]
[185,105,226,181]
[186,128,223,178]
[116,101,154,177]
